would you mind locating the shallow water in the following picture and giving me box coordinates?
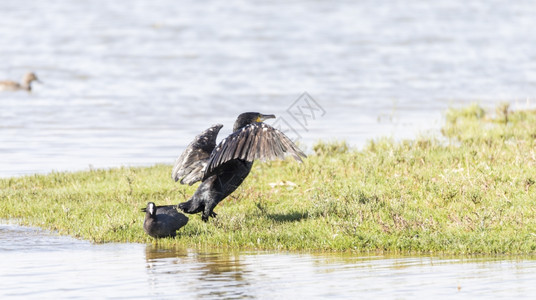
[1,0,536,176]
[1,223,536,299]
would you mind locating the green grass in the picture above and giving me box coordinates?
[2,103,536,254]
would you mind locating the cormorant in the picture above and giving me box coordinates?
[172,112,306,222]
[141,202,189,238]
[0,72,41,92]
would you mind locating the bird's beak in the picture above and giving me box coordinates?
[259,114,276,122]
[141,208,147,212]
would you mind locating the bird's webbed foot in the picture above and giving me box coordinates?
[201,211,217,222]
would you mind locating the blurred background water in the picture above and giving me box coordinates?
[1,0,535,176]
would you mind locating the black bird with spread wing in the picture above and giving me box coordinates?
[172,112,306,222]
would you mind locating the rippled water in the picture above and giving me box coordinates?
[1,223,536,299]
[1,0,536,176]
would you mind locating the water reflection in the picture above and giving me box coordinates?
[145,245,252,299]
[143,243,536,299]
[2,223,536,298]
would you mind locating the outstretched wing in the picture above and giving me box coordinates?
[203,122,306,179]
[172,124,223,185]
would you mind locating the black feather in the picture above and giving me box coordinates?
[172,124,223,185]
[142,202,189,238]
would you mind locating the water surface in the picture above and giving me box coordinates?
[1,223,535,299]
[2,2,536,298]
[1,0,536,176]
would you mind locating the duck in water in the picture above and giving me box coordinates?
[0,72,41,92]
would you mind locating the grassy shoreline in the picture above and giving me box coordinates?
[2,104,536,254]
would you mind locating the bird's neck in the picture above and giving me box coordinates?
[233,121,250,132]
[21,79,32,91]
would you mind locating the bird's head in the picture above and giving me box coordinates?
[23,72,40,84]
[233,112,276,131]
[141,202,156,216]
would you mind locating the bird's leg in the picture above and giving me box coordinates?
[202,201,218,222]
